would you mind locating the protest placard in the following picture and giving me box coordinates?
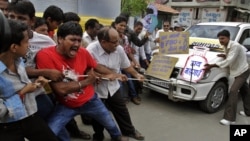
[146,55,178,80]
[159,32,189,54]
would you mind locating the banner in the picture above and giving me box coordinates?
[146,55,178,80]
[181,46,208,83]
[159,32,189,54]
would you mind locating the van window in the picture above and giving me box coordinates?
[187,25,239,40]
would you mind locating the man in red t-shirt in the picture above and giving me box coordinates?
[36,21,128,141]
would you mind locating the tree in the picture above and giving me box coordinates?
[121,0,154,16]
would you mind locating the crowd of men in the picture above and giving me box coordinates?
[3,0,249,141]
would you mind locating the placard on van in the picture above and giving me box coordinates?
[159,32,189,54]
[146,55,178,80]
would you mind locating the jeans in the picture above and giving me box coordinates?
[47,94,121,141]
[36,94,55,120]
[92,90,136,140]
[121,70,138,98]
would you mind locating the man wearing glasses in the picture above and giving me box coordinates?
[154,20,172,47]
[87,27,145,141]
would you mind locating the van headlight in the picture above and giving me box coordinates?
[202,70,211,80]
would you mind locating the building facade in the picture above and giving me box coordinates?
[164,0,250,27]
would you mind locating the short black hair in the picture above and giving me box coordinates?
[63,12,80,23]
[85,18,99,30]
[8,0,35,19]
[114,16,127,24]
[34,16,46,29]
[43,5,64,22]
[217,30,230,38]
[0,19,28,53]
[57,21,83,38]
[134,21,143,27]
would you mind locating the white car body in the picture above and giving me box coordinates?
[144,22,250,113]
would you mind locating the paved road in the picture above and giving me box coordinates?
[72,89,250,141]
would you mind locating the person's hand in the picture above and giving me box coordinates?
[136,73,145,82]
[86,68,97,84]
[134,63,141,70]
[19,83,39,95]
[106,73,128,81]
[145,60,149,67]
[217,54,226,59]
[117,74,128,81]
[144,32,150,39]
[130,47,136,54]
[47,69,64,81]
[203,64,212,72]
[154,38,160,43]
[101,73,128,81]
[34,76,50,87]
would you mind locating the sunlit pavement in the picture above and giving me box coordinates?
[72,88,250,141]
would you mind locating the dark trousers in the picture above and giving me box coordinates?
[36,94,82,137]
[223,69,250,121]
[92,90,135,139]
[0,114,58,141]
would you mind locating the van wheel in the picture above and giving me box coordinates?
[199,82,227,113]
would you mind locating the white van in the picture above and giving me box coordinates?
[143,22,250,113]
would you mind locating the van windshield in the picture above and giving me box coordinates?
[187,25,239,40]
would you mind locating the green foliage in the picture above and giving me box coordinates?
[121,0,154,16]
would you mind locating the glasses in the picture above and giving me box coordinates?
[163,25,169,27]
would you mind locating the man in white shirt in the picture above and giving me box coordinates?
[154,20,172,47]
[82,18,100,47]
[87,27,145,141]
[204,30,250,125]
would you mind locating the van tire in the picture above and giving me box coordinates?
[199,82,227,113]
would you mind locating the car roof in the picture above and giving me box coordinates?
[196,22,250,27]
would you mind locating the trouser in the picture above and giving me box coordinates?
[36,93,84,138]
[223,68,250,121]
[121,70,138,98]
[140,53,151,69]
[92,90,135,140]
[36,94,55,120]
[0,113,58,141]
[47,94,121,141]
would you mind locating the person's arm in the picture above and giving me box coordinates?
[203,64,219,72]
[123,66,144,82]
[26,67,64,81]
[215,44,240,68]
[154,30,161,43]
[50,68,96,96]
[94,64,127,81]
[128,28,148,47]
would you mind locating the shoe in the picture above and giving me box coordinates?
[127,130,144,140]
[137,96,141,101]
[111,136,129,141]
[123,97,130,104]
[219,119,235,125]
[70,131,91,140]
[81,114,92,125]
[131,97,141,105]
[71,131,91,140]
[239,111,249,117]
